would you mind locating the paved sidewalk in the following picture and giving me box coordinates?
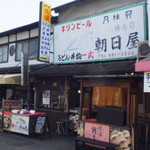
[0,132,75,150]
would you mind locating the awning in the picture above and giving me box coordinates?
[135,56,150,72]
[31,60,136,76]
[0,74,21,84]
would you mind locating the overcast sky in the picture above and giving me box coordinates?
[0,0,74,33]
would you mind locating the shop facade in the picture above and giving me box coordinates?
[0,0,149,149]
[33,75,80,132]
[48,0,149,149]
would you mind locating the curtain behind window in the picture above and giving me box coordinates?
[16,38,38,61]
[0,45,8,62]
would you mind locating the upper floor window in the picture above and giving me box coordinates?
[0,45,8,63]
[16,38,38,61]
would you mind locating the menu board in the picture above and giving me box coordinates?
[35,116,46,134]
[84,122,110,142]
[11,114,29,135]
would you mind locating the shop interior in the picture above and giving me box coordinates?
[76,77,150,149]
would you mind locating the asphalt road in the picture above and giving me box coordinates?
[0,132,75,150]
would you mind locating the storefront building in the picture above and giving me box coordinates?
[0,0,149,149]
[38,0,148,149]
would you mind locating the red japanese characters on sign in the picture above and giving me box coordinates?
[54,3,145,64]
[61,20,92,32]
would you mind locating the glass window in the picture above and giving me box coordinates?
[16,38,38,61]
[41,89,65,110]
[36,79,66,111]
[0,45,8,63]
[16,41,28,61]
[29,39,38,59]
[16,42,21,61]
[22,41,28,54]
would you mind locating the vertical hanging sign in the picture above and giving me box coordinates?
[144,71,150,92]
[38,1,51,62]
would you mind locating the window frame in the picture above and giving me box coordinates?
[0,44,9,63]
[16,38,38,61]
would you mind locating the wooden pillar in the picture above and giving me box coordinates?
[79,81,83,119]
[127,80,131,125]
[64,76,69,113]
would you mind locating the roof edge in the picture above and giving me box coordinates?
[52,0,86,12]
[0,16,58,37]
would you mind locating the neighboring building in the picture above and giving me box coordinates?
[0,22,40,104]
[0,20,57,106]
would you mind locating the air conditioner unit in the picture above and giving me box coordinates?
[138,41,150,58]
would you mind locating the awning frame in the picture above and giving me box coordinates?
[0,74,21,84]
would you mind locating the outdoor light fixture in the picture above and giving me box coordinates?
[78,90,81,93]
[53,82,57,86]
